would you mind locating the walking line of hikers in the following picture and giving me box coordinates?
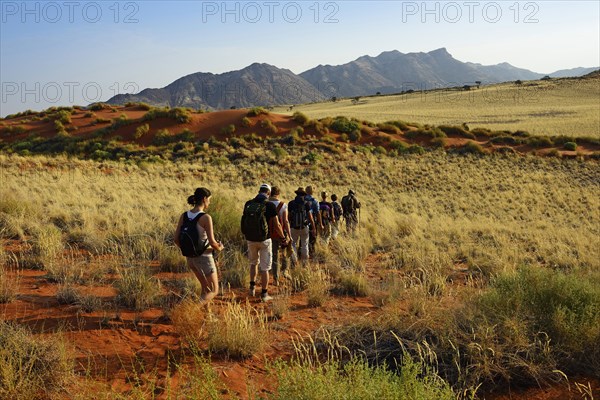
[175,184,361,303]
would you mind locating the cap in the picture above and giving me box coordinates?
[349,189,355,195]
[259,183,271,192]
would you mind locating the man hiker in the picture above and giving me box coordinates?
[241,183,284,301]
[288,187,316,264]
[341,189,361,234]
[268,186,292,285]
[330,193,343,240]
[319,191,334,244]
[304,186,322,255]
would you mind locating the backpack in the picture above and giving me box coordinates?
[179,212,209,257]
[341,195,354,215]
[319,202,333,225]
[269,202,285,240]
[241,199,269,242]
[288,198,308,230]
[332,202,343,219]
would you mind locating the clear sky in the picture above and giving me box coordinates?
[1,0,599,116]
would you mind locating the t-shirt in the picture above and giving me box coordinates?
[319,201,333,223]
[305,195,320,215]
[269,199,288,221]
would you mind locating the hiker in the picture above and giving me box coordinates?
[341,189,361,234]
[330,194,343,240]
[304,186,322,255]
[241,183,284,301]
[268,186,292,285]
[319,191,334,244]
[288,187,316,264]
[174,187,224,303]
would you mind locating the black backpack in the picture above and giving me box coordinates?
[179,212,209,257]
[332,202,343,219]
[288,198,308,230]
[241,199,269,242]
[341,195,354,215]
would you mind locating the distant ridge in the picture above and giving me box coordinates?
[106,48,598,109]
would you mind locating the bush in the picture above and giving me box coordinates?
[490,135,522,145]
[348,129,362,142]
[0,322,72,399]
[405,128,446,140]
[260,119,278,134]
[272,146,289,159]
[563,142,577,151]
[207,301,268,358]
[303,151,323,163]
[527,136,553,148]
[270,341,455,400]
[456,141,485,155]
[221,124,236,135]
[329,117,359,134]
[438,125,475,139]
[292,111,309,125]
[134,123,150,139]
[376,123,400,135]
[241,117,251,127]
[114,266,162,311]
[143,107,191,124]
[247,107,268,117]
[290,126,304,136]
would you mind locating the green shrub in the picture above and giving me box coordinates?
[563,142,577,151]
[438,125,475,139]
[260,119,278,134]
[247,107,268,117]
[303,151,323,163]
[405,128,446,140]
[490,135,523,145]
[330,117,360,134]
[456,141,485,155]
[270,346,455,400]
[134,123,150,139]
[241,117,251,127]
[221,124,236,135]
[527,136,553,148]
[292,111,309,125]
[290,126,304,136]
[348,129,362,142]
[272,146,289,159]
[143,107,191,123]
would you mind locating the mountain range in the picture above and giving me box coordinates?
[106,48,598,110]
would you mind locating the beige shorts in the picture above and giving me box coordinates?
[247,239,272,272]
[187,254,216,276]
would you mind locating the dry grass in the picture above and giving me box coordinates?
[170,300,207,349]
[0,146,598,396]
[207,300,269,358]
[273,78,600,137]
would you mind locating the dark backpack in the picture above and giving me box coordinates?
[341,195,354,215]
[288,198,308,230]
[241,199,269,242]
[332,202,343,219]
[179,212,209,257]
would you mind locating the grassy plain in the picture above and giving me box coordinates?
[273,77,600,137]
[1,146,599,398]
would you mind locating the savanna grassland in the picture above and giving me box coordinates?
[1,143,599,398]
[0,74,599,399]
[274,76,600,137]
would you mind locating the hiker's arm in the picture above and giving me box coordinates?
[201,215,224,251]
[282,208,291,237]
[174,214,183,248]
[271,215,285,239]
[308,212,316,234]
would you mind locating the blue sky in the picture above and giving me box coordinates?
[1,0,599,116]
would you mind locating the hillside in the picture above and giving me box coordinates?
[107,63,325,110]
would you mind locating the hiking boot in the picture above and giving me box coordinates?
[249,286,256,297]
[261,293,273,302]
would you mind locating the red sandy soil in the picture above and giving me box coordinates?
[1,106,598,157]
[2,243,599,399]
